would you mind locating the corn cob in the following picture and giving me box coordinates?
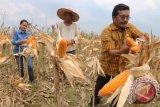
[27,35,37,49]
[130,46,139,54]
[57,39,67,58]
[126,37,139,53]
[126,37,137,47]
[98,70,131,96]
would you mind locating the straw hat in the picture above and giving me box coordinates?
[57,8,79,22]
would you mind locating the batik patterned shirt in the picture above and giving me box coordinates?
[100,23,143,76]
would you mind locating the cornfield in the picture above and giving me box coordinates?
[0,25,160,107]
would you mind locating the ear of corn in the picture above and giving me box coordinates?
[27,35,37,49]
[126,37,137,47]
[126,37,139,53]
[98,70,131,96]
[27,35,34,43]
[130,46,139,54]
[57,39,67,58]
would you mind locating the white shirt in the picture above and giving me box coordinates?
[58,22,79,52]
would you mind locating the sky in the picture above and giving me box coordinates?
[0,0,160,36]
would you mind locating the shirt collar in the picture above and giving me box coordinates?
[110,23,130,31]
[18,29,27,34]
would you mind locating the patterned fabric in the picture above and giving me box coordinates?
[99,23,143,76]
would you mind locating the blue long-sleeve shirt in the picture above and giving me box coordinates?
[12,30,30,54]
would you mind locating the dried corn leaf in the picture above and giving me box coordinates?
[86,56,105,76]
[66,54,88,69]
[105,85,123,104]
[58,58,86,87]
[17,83,32,91]
[28,43,33,49]
[5,96,11,107]
[58,61,74,87]
[85,57,94,68]
[149,41,160,54]
[121,54,138,65]
[33,49,38,59]
[117,74,134,107]
[0,56,10,64]
[150,57,160,69]
[54,23,62,41]
[112,95,119,106]
[92,48,99,52]
[11,79,22,86]
[131,64,150,77]
[82,45,91,51]
[40,36,54,53]
[96,59,105,76]
[0,40,5,46]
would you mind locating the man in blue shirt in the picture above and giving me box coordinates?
[12,19,34,82]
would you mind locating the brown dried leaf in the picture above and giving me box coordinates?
[121,54,138,65]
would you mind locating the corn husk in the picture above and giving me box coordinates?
[131,63,150,77]
[11,79,31,91]
[121,54,138,66]
[58,57,86,87]
[0,56,10,64]
[85,56,105,77]
[40,35,54,54]
[105,85,123,104]
[117,74,134,107]
[66,54,88,69]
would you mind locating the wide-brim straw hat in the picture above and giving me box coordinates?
[57,8,79,22]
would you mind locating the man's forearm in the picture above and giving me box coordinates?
[109,47,129,56]
[108,49,122,56]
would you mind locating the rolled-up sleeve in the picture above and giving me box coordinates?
[101,29,115,53]
[12,32,19,45]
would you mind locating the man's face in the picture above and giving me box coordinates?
[20,22,28,32]
[113,10,130,29]
[64,12,73,23]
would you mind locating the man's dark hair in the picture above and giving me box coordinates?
[112,3,130,17]
[20,19,28,25]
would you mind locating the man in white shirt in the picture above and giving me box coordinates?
[57,8,80,54]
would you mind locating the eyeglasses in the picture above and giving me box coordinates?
[117,15,131,20]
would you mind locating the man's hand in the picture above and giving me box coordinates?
[109,50,120,56]
[120,40,130,54]
[67,39,75,46]
[109,41,130,56]
[18,39,28,45]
